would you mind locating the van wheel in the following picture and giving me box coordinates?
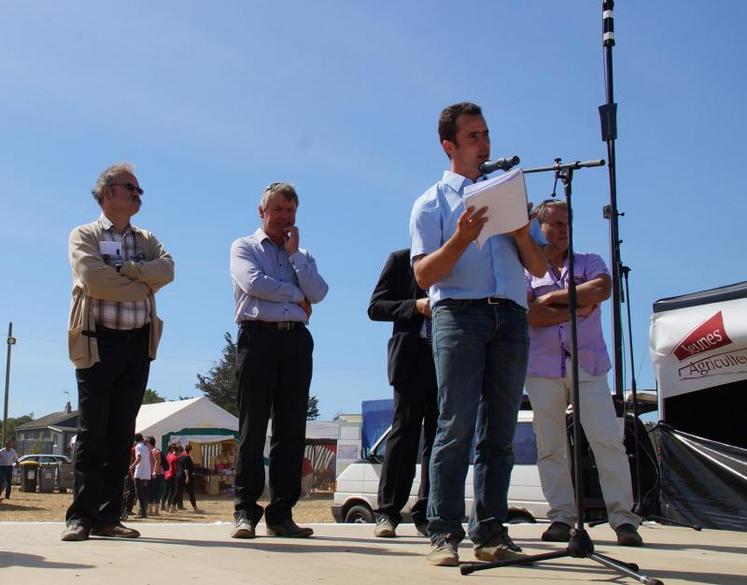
[344,504,374,524]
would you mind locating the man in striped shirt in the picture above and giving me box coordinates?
[62,162,174,542]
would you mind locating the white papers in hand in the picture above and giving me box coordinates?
[463,168,528,249]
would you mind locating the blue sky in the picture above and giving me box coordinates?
[2,1,745,420]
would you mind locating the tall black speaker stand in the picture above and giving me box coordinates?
[460,159,662,585]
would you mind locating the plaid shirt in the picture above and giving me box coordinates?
[92,215,151,330]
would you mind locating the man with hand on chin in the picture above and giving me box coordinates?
[230,182,328,540]
[410,102,547,566]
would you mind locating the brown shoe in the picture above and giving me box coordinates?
[474,526,524,562]
[91,523,141,538]
[61,523,90,542]
[427,534,459,566]
[266,519,314,538]
[541,522,572,542]
[615,524,643,547]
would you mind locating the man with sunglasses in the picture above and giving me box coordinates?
[62,162,174,541]
[230,182,328,539]
[524,199,642,547]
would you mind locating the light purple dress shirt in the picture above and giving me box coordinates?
[230,228,328,323]
[526,252,612,378]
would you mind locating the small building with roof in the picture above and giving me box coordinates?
[14,402,77,457]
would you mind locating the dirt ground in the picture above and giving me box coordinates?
[0,485,335,524]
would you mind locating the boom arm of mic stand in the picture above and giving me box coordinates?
[523,159,606,175]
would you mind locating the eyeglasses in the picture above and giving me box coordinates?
[110,182,144,196]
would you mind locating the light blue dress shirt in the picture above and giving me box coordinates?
[230,228,329,323]
[410,170,546,308]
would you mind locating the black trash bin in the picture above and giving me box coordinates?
[38,463,57,493]
[57,462,74,493]
[20,460,40,492]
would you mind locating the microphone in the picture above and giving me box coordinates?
[479,155,520,174]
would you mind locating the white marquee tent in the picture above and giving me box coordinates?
[135,397,239,451]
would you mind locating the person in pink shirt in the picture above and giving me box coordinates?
[147,436,164,516]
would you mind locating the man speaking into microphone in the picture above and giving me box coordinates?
[409,102,547,566]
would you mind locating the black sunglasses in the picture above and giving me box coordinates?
[110,182,144,196]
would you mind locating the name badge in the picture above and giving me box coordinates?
[99,241,121,256]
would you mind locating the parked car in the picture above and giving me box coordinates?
[12,454,72,486]
[331,410,548,524]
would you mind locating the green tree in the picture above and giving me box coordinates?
[0,414,33,442]
[196,331,321,420]
[306,395,320,421]
[196,332,239,416]
[142,388,166,404]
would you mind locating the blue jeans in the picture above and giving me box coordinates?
[427,299,528,544]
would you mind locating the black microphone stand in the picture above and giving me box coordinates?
[460,158,663,585]
[599,0,626,406]
[597,2,699,533]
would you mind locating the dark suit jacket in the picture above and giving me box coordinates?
[368,249,430,386]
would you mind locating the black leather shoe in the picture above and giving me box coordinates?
[91,523,140,538]
[61,523,90,542]
[615,523,643,547]
[266,519,314,538]
[541,522,572,542]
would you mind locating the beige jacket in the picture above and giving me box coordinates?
[67,217,175,369]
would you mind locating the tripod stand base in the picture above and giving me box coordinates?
[460,528,663,584]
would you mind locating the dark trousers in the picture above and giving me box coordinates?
[177,476,197,508]
[161,476,177,508]
[0,465,12,498]
[65,326,150,527]
[125,475,136,512]
[149,474,164,504]
[376,341,438,526]
[234,325,313,525]
[135,478,149,516]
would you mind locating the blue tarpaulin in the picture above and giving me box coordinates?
[361,399,394,454]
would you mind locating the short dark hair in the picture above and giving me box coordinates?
[146,436,156,447]
[438,102,483,144]
[134,433,144,442]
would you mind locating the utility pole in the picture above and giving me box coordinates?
[3,322,16,445]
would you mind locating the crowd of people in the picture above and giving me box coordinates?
[123,436,202,519]
[56,101,643,569]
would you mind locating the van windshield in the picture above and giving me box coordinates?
[373,421,538,465]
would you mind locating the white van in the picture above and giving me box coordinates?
[331,409,548,524]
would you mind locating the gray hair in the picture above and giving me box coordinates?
[259,182,299,211]
[534,198,567,224]
[91,162,136,203]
